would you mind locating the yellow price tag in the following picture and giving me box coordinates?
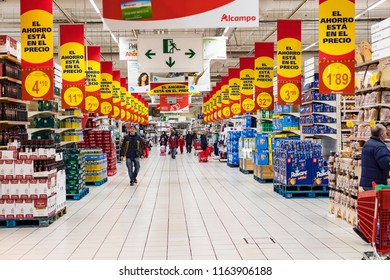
[231,103,241,115]
[101,101,112,115]
[85,96,99,112]
[242,98,255,112]
[371,73,378,87]
[64,87,84,107]
[257,92,273,109]
[25,71,51,98]
[280,83,299,103]
[370,120,376,127]
[223,107,231,118]
[346,120,354,128]
[113,106,120,117]
[323,62,351,91]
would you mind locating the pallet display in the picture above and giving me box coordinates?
[81,148,108,186]
[226,129,241,167]
[273,140,329,199]
[238,116,256,174]
[63,148,88,199]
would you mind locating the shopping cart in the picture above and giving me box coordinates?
[357,184,390,260]
[198,150,209,162]
[193,139,202,156]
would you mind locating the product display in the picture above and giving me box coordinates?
[63,149,88,198]
[81,148,108,186]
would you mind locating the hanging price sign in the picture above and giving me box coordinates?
[101,101,113,115]
[231,103,241,115]
[24,70,52,98]
[113,105,120,118]
[85,96,100,112]
[63,86,84,107]
[279,83,300,104]
[322,62,352,92]
[241,98,255,112]
[256,92,273,109]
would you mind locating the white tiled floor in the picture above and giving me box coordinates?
[0,147,371,260]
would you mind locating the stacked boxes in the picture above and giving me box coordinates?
[81,148,107,184]
[273,140,329,186]
[80,130,117,176]
[63,149,87,195]
[272,115,299,132]
[226,130,241,166]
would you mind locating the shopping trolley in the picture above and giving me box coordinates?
[197,150,209,162]
[193,140,202,156]
[357,184,390,260]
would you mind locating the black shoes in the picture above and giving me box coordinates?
[134,179,137,184]
[130,181,134,186]
[353,226,370,243]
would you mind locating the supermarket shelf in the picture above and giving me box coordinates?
[28,111,59,118]
[341,100,356,104]
[357,103,390,109]
[92,116,108,121]
[341,109,360,113]
[273,112,300,118]
[0,54,21,64]
[273,130,301,135]
[0,76,22,84]
[57,115,83,121]
[300,123,337,128]
[349,137,369,141]
[258,118,273,122]
[54,128,83,133]
[59,140,83,146]
[355,86,390,95]
[0,97,30,105]
[302,133,337,140]
[301,100,336,106]
[355,59,379,71]
[341,129,352,132]
[0,146,8,149]
[0,120,30,126]
[302,88,319,93]
[27,128,56,134]
[301,112,337,117]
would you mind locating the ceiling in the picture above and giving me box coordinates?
[1,0,389,110]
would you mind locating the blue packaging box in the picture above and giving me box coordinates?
[256,134,268,150]
[258,151,270,165]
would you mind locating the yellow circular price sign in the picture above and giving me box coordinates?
[25,71,51,98]
[121,109,126,120]
[85,96,99,112]
[113,106,120,117]
[346,120,354,128]
[101,101,112,115]
[64,87,83,107]
[242,98,255,112]
[322,62,351,91]
[280,83,299,103]
[256,92,273,109]
[231,103,241,115]
[369,120,376,127]
[223,107,231,118]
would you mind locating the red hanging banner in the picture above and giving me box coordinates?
[221,76,231,119]
[319,0,355,94]
[85,46,100,113]
[60,24,85,109]
[21,0,54,101]
[239,57,255,113]
[112,70,121,119]
[120,78,127,121]
[229,68,241,116]
[254,42,274,110]
[277,20,302,105]
[100,61,113,115]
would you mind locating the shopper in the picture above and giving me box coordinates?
[353,123,390,243]
[178,135,185,154]
[200,131,208,151]
[121,125,144,186]
[168,131,179,159]
[160,131,168,147]
[185,130,194,153]
[213,132,219,156]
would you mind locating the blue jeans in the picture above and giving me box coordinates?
[170,148,177,159]
[126,157,140,182]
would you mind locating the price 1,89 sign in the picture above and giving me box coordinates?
[322,62,351,91]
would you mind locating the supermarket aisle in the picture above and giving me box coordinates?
[0,147,370,260]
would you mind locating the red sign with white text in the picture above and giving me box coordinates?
[254,42,274,110]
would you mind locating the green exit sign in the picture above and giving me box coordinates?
[160,116,167,122]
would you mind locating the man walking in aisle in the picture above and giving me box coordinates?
[121,125,144,186]
[353,123,390,242]
[185,130,194,153]
[168,130,179,159]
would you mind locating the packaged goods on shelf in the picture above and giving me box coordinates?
[80,148,108,184]
[0,35,18,58]
[0,126,28,146]
[63,149,87,195]
[226,130,242,166]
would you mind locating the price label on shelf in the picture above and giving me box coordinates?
[25,70,51,98]
[370,120,376,127]
[100,101,112,115]
[242,98,255,112]
[256,92,273,109]
[280,83,299,103]
[346,120,354,128]
[322,62,351,92]
[85,96,99,112]
[64,87,84,107]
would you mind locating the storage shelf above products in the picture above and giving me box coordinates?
[0,120,30,126]
[355,86,390,95]
[57,115,83,121]
[301,100,337,106]
[257,118,273,122]
[301,112,337,118]
[355,59,380,72]
[28,111,59,118]
[27,127,56,134]
[0,76,22,84]
[357,103,390,109]
[59,140,83,146]
[0,97,29,105]
[273,130,301,135]
[341,129,352,132]
[0,54,20,64]
[342,109,360,113]
[273,112,300,118]
[55,128,83,133]
[302,88,319,93]
[92,116,108,122]
[302,133,337,140]
[301,123,337,129]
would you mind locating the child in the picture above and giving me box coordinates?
[160,145,166,156]
[178,135,185,154]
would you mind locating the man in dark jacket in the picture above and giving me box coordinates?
[121,125,144,186]
[200,131,208,151]
[185,130,194,153]
[354,124,390,243]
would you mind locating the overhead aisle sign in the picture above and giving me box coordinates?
[221,77,231,119]
[229,68,241,116]
[319,0,355,94]
[138,34,203,72]
[102,0,259,30]
[254,42,274,111]
[112,70,121,119]
[60,24,85,110]
[21,0,54,101]
[277,20,302,105]
[240,57,255,113]
[85,46,101,113]
[100,62,113,116]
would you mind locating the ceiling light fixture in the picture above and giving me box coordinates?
[111,32,118,44]
[89,0,101,15]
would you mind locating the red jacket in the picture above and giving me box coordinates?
[168,136,179,148]
[178,138,185,147]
